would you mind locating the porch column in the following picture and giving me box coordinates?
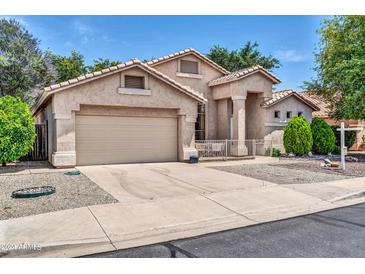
[51,112,76,167]
[231,96,247,156]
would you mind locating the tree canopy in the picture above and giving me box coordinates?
[0,19,56,104]
[47,50,88,83]
[206,42,281,72]
[304,16,365,120]
[88,58,121,72]
[48,51,121,83]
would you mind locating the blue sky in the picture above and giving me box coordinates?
[7,16,325,91]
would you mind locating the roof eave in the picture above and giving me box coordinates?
[147,49,230,75]
[262,93,321,111]
[32,62,206,115]
[209,69,281,87]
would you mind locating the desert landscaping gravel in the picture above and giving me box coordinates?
[212,160,355,184]
[0,171,117,220]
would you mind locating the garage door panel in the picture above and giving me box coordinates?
[76,115,177,165]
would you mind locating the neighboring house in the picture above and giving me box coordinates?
[261,89,319,152]
[300,91,365,151]
[32,48,318,167]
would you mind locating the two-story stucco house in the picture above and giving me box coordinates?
[32,48,319,167]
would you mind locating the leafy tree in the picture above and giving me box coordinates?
[283,116,313,155]
[207,42,281,71]
[48,52,121,83]
[331,125,356,148]
[0,96,35,166]
[311,117,336,154]
[47,50,88,83]
[87,58,121,72]
[304,16,365,120]
[0,19,56,104]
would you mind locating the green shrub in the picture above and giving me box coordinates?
[0,96,35,165]
[271,148,281,157]
[283,116,313,155]
[311,117,336,154]
[331,125,356,148]
[332,145,341,155]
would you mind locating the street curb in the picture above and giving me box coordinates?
[4,196,365,258]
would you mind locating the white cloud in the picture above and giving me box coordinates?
[71,20,96,43]
[64,41,73,47]
[274,49,306,62]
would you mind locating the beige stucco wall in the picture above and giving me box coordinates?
[151,54,224,139]
[245,93,266,140]
[41,66,200,167]
[265,96,313,129]
[212,74,274,142]
[263,96,314,153]
[217,99,230,139]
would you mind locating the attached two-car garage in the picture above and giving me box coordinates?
[75,115,178,166]
[34,60,205,168]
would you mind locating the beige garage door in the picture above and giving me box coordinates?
[75,115,178,165]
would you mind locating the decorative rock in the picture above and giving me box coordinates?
[345,156,359,162]
[308,152,313,157]
[324,158,332,165]
[288,152,295,158]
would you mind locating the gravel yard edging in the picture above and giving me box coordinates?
[0,171,118,220]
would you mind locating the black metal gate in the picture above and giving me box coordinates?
[21,123,48,161]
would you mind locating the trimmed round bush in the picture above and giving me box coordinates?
[0,96,35,166]
[311,117,336,154]
[283,116,313,155]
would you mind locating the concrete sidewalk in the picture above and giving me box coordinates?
[1,162,365,257]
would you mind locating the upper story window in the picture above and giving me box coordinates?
[298,111,303,117]
[286,111,292,119]
[180,60,199,74]
[125,75,144,89]
[274,110,280,118]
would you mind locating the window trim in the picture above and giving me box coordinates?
[119,72,151,95]
[124,75,145,89]
[179,59,200,74]
[274,110,281,119]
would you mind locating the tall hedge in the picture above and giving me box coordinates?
[311,117,336,154]
[283,116,313,155]
[0,96,35,166]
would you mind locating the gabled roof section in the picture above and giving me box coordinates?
[146,48,230,75]
[262,89,320,111]
[299,91,330,117]
[208,65,281,87]
[32,59,206,114]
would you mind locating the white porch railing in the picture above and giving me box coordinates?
[195,139,274,160]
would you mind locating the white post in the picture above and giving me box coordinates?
[336,123,362,171]
[340,122,345,171]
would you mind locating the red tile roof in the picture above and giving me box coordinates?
[208,65,281,86]
[262,89,320,111]
[146,48,230,75]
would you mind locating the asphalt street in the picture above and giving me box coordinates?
[84,202,365,258]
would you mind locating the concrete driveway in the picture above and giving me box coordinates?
[77,162,274,204]
[4,159,365,257]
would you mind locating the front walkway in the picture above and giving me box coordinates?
[1,159,365,257]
